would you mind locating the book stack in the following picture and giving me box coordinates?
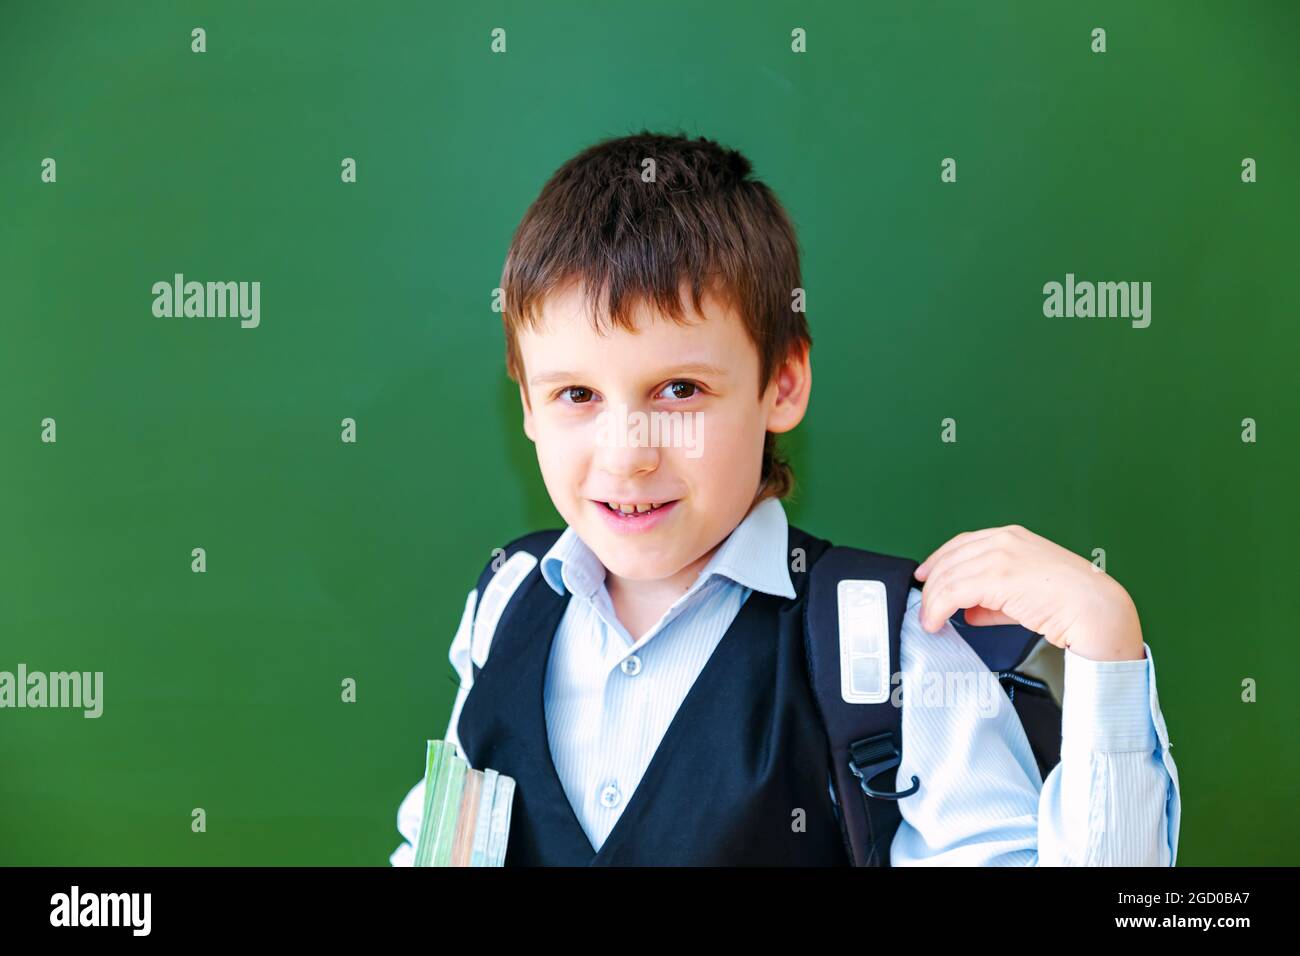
[413,739,516,866]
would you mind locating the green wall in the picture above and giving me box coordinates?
[2,0,1295,865]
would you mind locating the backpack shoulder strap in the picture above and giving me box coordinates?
[803,543,919,867]
[804,538,1061,865]
[467,528,565,680]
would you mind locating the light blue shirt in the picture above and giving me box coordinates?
[393,496,1180,865]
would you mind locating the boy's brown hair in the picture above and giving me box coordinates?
[499,130,812,502]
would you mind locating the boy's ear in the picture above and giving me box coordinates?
[519,384,536,442]
[764,342,812,435]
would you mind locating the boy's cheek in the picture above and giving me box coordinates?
[530,433,584,489]
[702,412,767,464]
[541,448,588,490]
[530,420,586,459]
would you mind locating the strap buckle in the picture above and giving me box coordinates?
[848,732,920,800]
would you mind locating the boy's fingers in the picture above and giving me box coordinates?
[919,557,1010,631]
[963,606,1018,627]
[917,531,1018,592]
[915,527,1000,579]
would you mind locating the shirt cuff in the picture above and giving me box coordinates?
[1061,641,1158,753]
[390,842,415,867]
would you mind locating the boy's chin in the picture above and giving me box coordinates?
[581,530,687,582]
[598,553,686,583]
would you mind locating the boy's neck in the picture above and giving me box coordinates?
[605,539,723,643]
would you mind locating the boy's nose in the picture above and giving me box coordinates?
[591,413,661,479]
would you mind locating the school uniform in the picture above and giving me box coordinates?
[392,497,1180,865]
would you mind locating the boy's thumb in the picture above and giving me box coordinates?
[961,606,1018,628]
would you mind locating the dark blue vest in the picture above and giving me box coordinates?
[456,524,853,866]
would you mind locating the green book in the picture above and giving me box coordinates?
[413,739,516,866]
[433,754,467,866]
[412,740,447,867]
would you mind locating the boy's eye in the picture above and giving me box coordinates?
[555,382,701,404]
[659,381,699,400]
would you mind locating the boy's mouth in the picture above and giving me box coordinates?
[591,498,680,534]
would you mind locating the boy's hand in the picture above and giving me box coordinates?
[913,525,1146,662]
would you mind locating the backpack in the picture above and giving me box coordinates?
[465,529,1064,867]
[805,545,1063,867]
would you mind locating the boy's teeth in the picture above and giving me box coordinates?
[605,501,661,513]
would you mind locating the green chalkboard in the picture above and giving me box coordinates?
[1,0,1296,865]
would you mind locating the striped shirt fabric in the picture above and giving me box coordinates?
[392,496,1180,865]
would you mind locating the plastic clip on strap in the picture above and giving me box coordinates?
[848,732,920,800]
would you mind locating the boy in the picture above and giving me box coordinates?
[391,131,1180,866]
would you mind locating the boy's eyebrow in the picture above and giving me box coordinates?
[528,362,731,387]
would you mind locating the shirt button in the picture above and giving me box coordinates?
[620,654,642,676]
[600,783,621,808]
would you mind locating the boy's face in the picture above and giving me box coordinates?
[516,280,810,586]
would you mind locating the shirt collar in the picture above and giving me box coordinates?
[540,495,797,603]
